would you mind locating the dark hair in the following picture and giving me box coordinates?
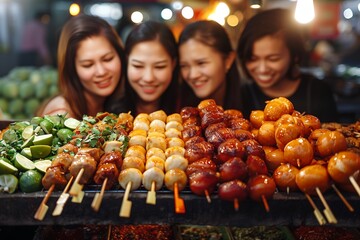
[178,20,242,109]
[57,14,125,119]
[120,21,179,115]
[237,8,306,80]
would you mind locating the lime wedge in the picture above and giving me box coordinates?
[21,135,35,148]
[33,134,53,146]
[22,125,34,140]
[0,174,18,193]
[30,116,44,126]
[40,119,54,134]
[30,145,52,159]
[34,160,52,173]
[21,148,33,159]
[14,153,35,171]
[64,118,81,130]
[0,159,18,175]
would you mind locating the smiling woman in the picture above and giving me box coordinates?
[178,20,242,110]
[110,21,179,116]
[37,14,126,119]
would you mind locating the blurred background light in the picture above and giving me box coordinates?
[131,11,143,24]
[295,0,315,24]
[69,3,80,16]
[161,8,173,20]
[181,6,194,19]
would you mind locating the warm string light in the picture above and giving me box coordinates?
[294,0,315,24]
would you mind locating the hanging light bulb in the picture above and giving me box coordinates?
[294,0,315,24]
[250,0,262,9]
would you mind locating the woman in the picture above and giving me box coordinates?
[178,20,242,109]
[237,8,338,122]
[38,14,125,119]
[112,21,179,115]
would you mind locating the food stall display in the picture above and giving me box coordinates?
[0,97,359,230]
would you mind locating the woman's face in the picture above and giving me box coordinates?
[179,39,229,99]
[127,40,175,103]
[75,35,121,99]
[245,35,291,89]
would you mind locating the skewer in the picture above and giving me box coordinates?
[119,181,132,217]
[174,182,185,214]
[146,181,156,205]
[332,184,354,212]
[34,184,55,220]
[315,187,337,224]
[261,195,270,212]
[233,198,239,211]
[91,178,108,212]
[69,168,85,203]
[305,193,327,225]
[349,175,360,197]
[204,189,211,203]
[53,176,74,216]
[107,225,112,240]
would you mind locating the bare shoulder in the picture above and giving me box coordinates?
[40,96,74,117]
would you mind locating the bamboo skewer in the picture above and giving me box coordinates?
[332,184,354,212]
[316,187,337,224]
[34,184,55,220]
[233,198,239,211]
[91,178,108,212]
[119,181,132,218]
[107,225,112,240]
[305,193,326,225]
[174,182,185,214]
[261,195,270,212]
[146,181,156,205]
[53,176,74,216]
[349,176,360,197]
[204,189,211,203]
[69,168,85,203]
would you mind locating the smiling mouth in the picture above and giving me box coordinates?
[97,79,112,88]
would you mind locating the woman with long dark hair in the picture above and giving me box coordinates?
[38,14,125,119]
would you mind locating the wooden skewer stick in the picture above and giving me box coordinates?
[305,193,327,225]
[261,195,270,212]
[349,176,360,197]
[174,182,185,214]
[91,178,108,212]
[332,184,354,212]
[53,176,74,216]
[233,198,239,211]
[119,181,132,218]
[34,184,55,221]
[146,181,156,205]
[204,189,211,203]
[286,186,290,195]
[69,168,85,203]
[107,225,112,240]
[316,187,337,224]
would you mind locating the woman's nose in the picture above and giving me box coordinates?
[188,67,201,79]
[142,67,155,82]
[95,63,106,76]
[258,60,268,72]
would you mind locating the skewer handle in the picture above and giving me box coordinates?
[316,187,337,224]
[174,182,185,214]
[205,189,211,203]
[34,184,55,221]
[92,178,108,212]
[146,181,156,205]
[305,193,326,225]
[349,176,360,197]
[69,168,85,196]
[119,181,132,218]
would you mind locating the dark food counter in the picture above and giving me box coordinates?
[1,188,359,227]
